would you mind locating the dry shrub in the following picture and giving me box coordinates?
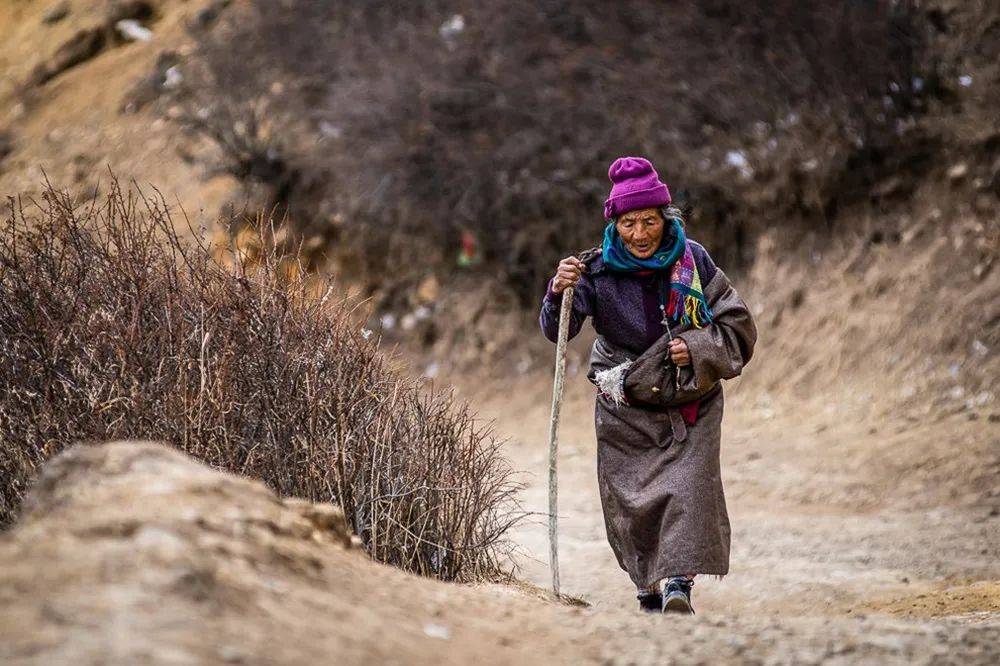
[0,180,520,581]
[174,0,929,303]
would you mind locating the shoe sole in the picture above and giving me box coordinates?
[662,594,693,614]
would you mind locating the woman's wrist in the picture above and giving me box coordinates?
[545,277,564,301]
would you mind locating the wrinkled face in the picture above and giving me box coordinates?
[616,207,664,259]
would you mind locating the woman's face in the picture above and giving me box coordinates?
[616,207,664,259]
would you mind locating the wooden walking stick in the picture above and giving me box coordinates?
[547,284,574,596]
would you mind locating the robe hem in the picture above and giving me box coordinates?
[632,565,730,589]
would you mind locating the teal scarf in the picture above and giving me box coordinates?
[601,215,713,327]
[601,216,686,273]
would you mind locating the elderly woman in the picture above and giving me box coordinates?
[539,156,757,614]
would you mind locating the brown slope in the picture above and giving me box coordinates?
[0,0,237,219]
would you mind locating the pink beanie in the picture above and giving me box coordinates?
[603,156,672,220]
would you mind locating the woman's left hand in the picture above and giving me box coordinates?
[668,338,691,366]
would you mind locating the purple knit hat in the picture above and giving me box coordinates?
[603,156,672,220]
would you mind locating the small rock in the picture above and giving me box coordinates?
[725,150,753,180]
[416,275,440,304]
[122,51,180,113]
[439,14,465,40]
[423,623,451,640]
[318,121,341,139]
[163,65,182,89]
[116,19,153,42]
[873,175,903,198]
[947,163,968,182]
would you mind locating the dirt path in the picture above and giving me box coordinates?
[5,438,997,666]
[502,393,997,615]
[451,355,1000,659]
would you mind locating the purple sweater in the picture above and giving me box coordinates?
[539,241,717,355]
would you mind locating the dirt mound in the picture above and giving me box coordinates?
[0,442,543,664]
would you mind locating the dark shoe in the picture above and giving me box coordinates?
[662,577,694,614]
[637,591,662,613]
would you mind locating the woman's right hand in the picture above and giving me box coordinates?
[551,256,584,294]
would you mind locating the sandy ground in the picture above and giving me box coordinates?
[425,351,998,663]
[470,371,999,618]
[3,440,997,666]
[439,202,1000,630]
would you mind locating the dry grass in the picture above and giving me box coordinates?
[0,179,521,582]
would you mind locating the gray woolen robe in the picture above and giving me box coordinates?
[540,245,757,587]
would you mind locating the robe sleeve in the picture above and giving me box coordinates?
[539,270,595,344]
[675,268,757,392]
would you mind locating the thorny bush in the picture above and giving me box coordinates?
[0,180,521,582]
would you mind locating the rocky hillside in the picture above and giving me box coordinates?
[0,0,239,224]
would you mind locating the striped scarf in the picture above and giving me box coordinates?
[665,242,713,328]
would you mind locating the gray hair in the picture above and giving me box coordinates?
[660,205,685,227]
